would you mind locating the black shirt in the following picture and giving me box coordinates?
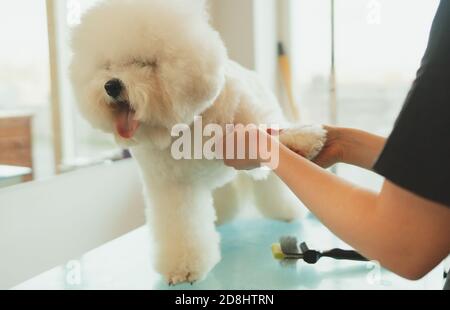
[373,0,450,208]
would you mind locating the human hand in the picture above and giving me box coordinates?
[281,125,386,170]
[276,125,343,168]
[220,126,280,170]
[310,126,344,168]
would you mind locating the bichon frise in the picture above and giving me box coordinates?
[70,0,326,285]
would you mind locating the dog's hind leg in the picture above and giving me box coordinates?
[213,174,253,225]
[253,172,304,222]
[252,126,327,221]
[213,181,241,225]
[145,182,220,285]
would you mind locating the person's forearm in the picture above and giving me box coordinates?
[273,145,448,279]
[275,145,379,255]
[223,128,449,279]
[335,127,386,170]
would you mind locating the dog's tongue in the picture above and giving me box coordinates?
[116,109,140,139]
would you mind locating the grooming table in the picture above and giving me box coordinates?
[13,215,445,290]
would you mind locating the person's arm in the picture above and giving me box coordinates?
[312,126,386,170]
[223,130,450,280]
[274,141,450,280]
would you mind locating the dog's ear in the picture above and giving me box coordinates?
[156,11,227,125]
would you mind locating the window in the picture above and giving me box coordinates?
[0,0,441,186]
[291,0,440,190]
[52,0,118,170]
[0,0,53,179]
[0,0,119,183]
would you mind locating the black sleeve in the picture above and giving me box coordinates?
[373,0,450,207]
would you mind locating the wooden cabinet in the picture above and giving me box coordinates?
[0,113,33,181]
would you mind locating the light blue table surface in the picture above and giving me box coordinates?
[14,214,446,290]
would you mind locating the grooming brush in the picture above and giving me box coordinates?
[272,236,368,265]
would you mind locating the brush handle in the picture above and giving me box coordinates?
[322,249,368,262]
[278,43,301,122]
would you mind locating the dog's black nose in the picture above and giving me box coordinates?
[105,79,122,98]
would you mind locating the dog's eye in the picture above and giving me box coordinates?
[135,60,157,68]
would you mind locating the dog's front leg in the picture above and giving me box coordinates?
[279,125,328,160]
[145,182,220,285]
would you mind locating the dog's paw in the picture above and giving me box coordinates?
[279,125,327,160]
[163,261,214,286]
[156,240,221,286]
[167,271,201,286]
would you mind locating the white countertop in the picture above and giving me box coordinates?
[12,216,446,290]
[0,109,34,119]
[0,166,32,180]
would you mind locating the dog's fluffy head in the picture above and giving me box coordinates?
[70,0,227,148]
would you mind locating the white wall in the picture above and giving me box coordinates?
[254,0,279,94]
[209,0,280,93]
[0,159,145,289]
[210,0,256,70]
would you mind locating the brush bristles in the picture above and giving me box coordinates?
[279,236,300,255]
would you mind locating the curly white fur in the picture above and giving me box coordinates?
[70,0,326,285]
[280,126,328,160]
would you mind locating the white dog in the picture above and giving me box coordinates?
[70,0,326,285]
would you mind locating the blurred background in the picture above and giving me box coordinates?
[0,0,440,190]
